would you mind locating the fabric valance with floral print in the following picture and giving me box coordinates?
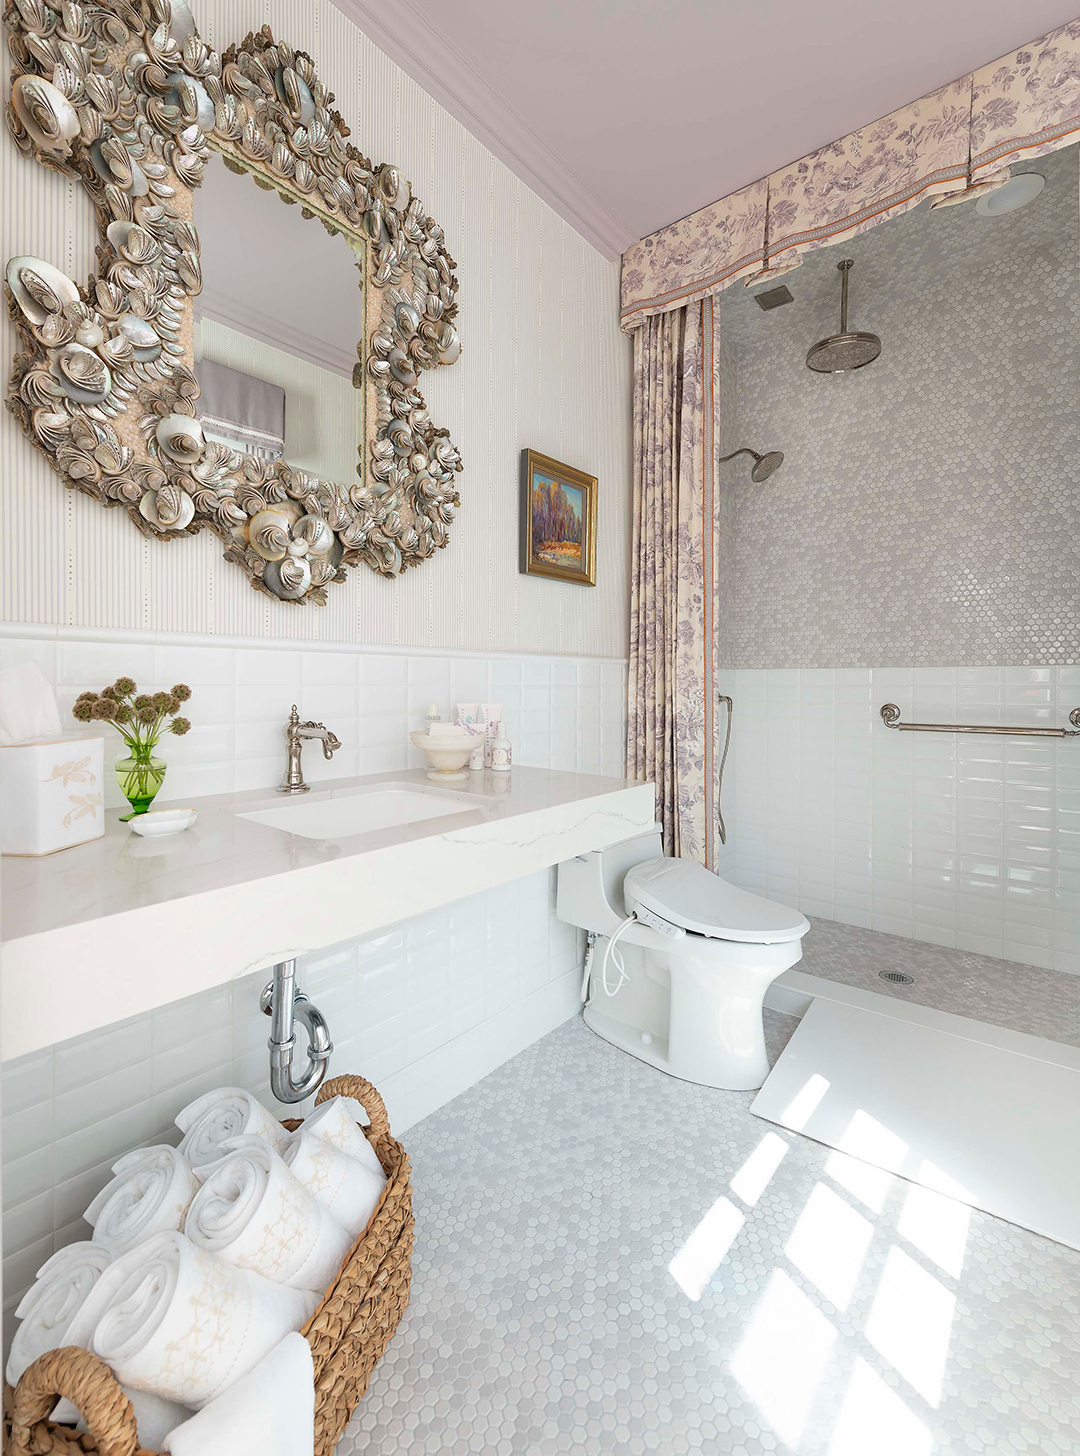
[620,18,1080,333]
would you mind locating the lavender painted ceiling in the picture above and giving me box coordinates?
[336,0,1080,257]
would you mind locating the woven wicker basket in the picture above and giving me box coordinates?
[3,1075,413,1456]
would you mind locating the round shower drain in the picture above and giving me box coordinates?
[879,970,915,986]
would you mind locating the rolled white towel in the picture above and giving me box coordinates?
[84,1146,198,1256]
[162,1333,314,1456]
[187,1136,352,1292]
[283,1129,386,1239]
[299,1097,383,1176]
[70,1231,317,1409]
[176,1087,289,1167]
[5,1241,112,1387]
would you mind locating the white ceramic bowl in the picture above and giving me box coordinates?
[127,808,199,838]
[409,729,474,774]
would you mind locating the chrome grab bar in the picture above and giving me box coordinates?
[880,703,1080,738]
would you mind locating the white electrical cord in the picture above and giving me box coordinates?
[599,913,639,998]
[579,932,597,1002]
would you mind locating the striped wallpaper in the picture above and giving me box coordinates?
[0,0,633,658]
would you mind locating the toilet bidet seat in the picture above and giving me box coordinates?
[623,858,810,944]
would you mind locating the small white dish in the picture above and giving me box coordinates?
[127,808,199,838]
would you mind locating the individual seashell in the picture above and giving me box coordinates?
[6,256,80,325]
[54,343,111,403]
[309,556,336,588]
[139,483,195,530]
[165,72,214,131]
[388,347,417,386]
[247,507,294,561]
[386,418,412,456]
[262,555,311,600]
[90,137,149,196]
[99,334,135,367]
[75,319,105,348]
[116,313,162,360]
[294,514,335,555]
[56,444,102,483]
[378,165,410,211]
[155,412,203,463]
[436,323,461,365]
[11,74,79,154]
[166,0,198,44]
[172,219,199,254]
[31,408,71,451]
[275,65,315,124]
[395,301,420,336]
[105,220,160,265]
[175,251,201,294]
[37,312,76,347]
[84,71,121,120]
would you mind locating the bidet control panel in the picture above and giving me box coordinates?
[633,905,686,939]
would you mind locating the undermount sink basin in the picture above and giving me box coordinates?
[239,784,477,840]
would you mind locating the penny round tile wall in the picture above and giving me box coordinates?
[718,143,1079,671]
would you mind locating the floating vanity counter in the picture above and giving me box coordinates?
[1,768,654,1060]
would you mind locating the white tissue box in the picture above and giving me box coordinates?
[1,734,106,856]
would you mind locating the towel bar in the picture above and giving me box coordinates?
[880,704,1080,737]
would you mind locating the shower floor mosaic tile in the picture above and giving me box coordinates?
[799,919,1080,1047]
[341,1015,1080,1455]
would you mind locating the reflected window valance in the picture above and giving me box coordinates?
[195,359,286,463]
[620,18,1080,333]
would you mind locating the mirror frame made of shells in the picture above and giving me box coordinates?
[4,0,463,604]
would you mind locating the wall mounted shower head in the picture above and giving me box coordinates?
[806,258,881,373]
[719,447,785,483]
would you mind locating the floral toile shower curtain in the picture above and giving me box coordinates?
[623,17,1078,865]
[627,296,721,868]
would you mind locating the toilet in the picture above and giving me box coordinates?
[557,828,809,1091]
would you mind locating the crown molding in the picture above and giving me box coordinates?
[332,0,636,261]
[198,291,359,379]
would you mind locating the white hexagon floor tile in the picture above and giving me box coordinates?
[340,1013,1080,1455]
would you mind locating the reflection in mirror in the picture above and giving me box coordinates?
[194,156,364,487]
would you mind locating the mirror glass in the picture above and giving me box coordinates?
[194,156,365,489]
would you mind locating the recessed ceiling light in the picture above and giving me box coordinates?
[975,173,1045,217]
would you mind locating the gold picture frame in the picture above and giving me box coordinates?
[520,450,597,586]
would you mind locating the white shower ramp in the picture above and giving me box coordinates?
[752,996,1080,1252]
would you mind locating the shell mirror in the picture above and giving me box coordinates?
[4,0,463,605]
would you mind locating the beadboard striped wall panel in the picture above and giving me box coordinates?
[0,0,632,657]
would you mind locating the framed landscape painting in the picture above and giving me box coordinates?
[520,450,597,586]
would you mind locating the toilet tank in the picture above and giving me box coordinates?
[557,826,665,936]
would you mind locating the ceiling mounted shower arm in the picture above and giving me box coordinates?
[838,257,852,334]
[806,258,881,373]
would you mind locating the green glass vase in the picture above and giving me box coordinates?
[115,746,166,820]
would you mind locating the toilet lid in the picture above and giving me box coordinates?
[623,858,810,943]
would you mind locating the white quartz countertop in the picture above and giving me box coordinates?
[2,767,654,1060]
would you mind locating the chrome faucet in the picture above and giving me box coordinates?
[278,704,341,794]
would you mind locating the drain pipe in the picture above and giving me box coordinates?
[260,958,333,1103]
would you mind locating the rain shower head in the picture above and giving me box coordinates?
[719,447,785,483]
[806,258,881,373]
